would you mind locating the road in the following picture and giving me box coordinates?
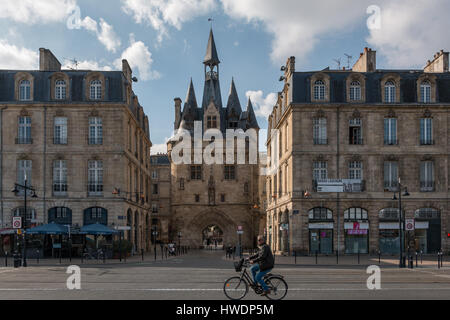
[0,250,449,300]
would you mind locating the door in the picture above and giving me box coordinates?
[320,230,333,254]
[310,231,319,253]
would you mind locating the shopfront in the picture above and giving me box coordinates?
[378,208,402,254]
[414,208,441,254]
[344,208,369,254]
[308,207,334,254]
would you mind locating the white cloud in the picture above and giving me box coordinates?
[0,0,76,24]
[78,16,122,53]
[121,0,216,42]
[366,0,450,68]
[62,59,112,71]
[0,40,38,69]
[114,34,160,81]
[151,143,168,155]
[245,90,277,119]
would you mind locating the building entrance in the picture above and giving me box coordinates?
[202,225,223,249]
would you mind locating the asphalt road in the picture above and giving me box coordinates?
[0,250,449,300]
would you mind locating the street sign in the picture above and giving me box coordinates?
[116,226,131,231]
[237,231,244,235]
[405,219,415,231]
[237,226,243,231]
[12,217,22,229]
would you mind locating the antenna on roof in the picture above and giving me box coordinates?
[333,58,341,70]
[64,58,79,70]
[344,54,353,69]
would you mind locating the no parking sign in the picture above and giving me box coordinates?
[12,217,22,229]
[405,219,415,231]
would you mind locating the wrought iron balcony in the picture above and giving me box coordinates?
[420,181,435,192]
[16,137,33,144]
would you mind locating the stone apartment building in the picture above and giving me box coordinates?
[167,30,263,248]
[266,48,450,255]
[0,48,152,254]
[149,153,171,245]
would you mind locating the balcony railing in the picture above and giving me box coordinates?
[420,181,435,192]
[349,138,364,145]
[420,139,435,146]
[384,139,399,145]
[54,137,68,145]
[313,138,328,145]
[384,181,399,192]
[88,137,103,145]
[53,182,68,195]
[88,184,103,196]
[16,137,33,144]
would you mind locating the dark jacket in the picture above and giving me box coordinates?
[250,244,274,271]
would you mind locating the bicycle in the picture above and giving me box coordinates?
[223,258,288,300]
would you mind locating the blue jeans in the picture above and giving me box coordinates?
[250,264,272,291]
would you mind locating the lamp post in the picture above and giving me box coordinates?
[12,176,37,268]
[152,225,158,261]
[392,178,409,268]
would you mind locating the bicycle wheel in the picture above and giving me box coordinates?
[264,276,288,300]
[224,277,248,300]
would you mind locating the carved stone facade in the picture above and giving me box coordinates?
[266,48,450,255]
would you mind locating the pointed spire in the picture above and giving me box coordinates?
[204,28,220,66]
[226,78,242,116]
[246,97,259,129]
[184,78,198,109]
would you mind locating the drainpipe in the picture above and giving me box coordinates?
[0,106,7,228]
[336,106,341,259]
[43,106,47,223]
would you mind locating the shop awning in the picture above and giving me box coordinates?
[27,222,68,235]
[80,223,118,235]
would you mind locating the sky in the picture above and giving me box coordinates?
[0,0,449,154]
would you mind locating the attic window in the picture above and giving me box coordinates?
[228,121,238,128]
[207,116,217,129]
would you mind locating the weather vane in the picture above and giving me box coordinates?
[208,17,214,28]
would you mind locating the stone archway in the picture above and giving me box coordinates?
[202,225,223,249]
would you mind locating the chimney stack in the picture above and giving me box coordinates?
[424,49,449,73]
[352,47,376,72]
[39,48,61,72]
[174,98,182,130]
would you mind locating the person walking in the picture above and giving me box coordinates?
[249,235,275,296]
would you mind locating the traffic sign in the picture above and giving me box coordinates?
[12,217,22,229]
[405,219,415,231]
[237,231,244,235]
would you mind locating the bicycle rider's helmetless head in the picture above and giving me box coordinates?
[257,236,266,245]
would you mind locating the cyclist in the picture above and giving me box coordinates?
[249,235,274,296]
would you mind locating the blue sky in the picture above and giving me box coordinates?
[0,0,449,153]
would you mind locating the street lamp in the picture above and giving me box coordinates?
[392,178,409,268]
[12,176,37,268]
[152,225,158,261]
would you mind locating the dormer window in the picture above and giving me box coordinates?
[228,120,238,129]
[314,80,325,100]
[90,80,102,100]
[207,116,217,129]
[350,81,361,101]
[384,81,396,103]
[420,81,432,103]
[20,80,31,101]
[55,80,66,100]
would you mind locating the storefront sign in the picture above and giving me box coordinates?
[309,223,334,229]
[347,229,368,235]
[415,221,429,229]
[344,222,369,230]
[379,222,400,230]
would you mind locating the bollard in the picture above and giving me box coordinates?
[141,249,144,261]
[409,255,413,269]
[336,250,339,265]
[315,251,318,265]
[421,251,423,265]
[103,249,106,264]
[438,252,441,269]
[294,251,297,265]
[5,252,7,267]
[416,252,418,268]
[378,250,381,265]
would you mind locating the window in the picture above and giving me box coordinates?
[90,80,102,100]
[152,184,159,195]
[55,80,66,100]
[89,117,103,145]
[83,207,108,225]
[228,121,238,129]
[224,165,236,180]
[350,81,361,101]
[308,207,333,221]
[420,118,433,145]
[179,178,185,190]
[152,203,158,213]
[415,208,440,220]
[151,171,158,179]
[88,160,103,196]
[17,116,32,144]
[344,208,368,220]
[420,81,431,103]
[14,207,36,223]
[19,80,31,101]
[17,160,32,195]
[190,166,202,180]
[195,194,200,202]
[314,80,325,100]
[384,118,397,145]
[379,208,400,220]
[384,161,398,191]
[349,118,362,145]
[420,161,434,192]
[313,118,327,145]
[48,207,72,224]
[313,161,328,181]
[244,182,249,194]
[384,81,396,103]
[349,161,363,180]
[54,117,68,144]
[53,160,67,195]
[207,116,217,129]
[221,194,225,202]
